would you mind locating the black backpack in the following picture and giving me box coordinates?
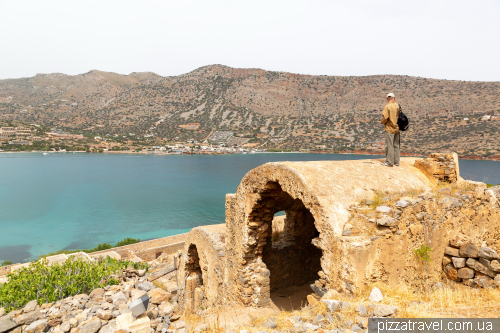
[397,104,409,131]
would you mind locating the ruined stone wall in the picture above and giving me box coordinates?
[133,242,185,261]
[330,181,500,292]
[178,224,226,313]
[223,158,432,308]
[178,155,499,313]
[414,153,460,183]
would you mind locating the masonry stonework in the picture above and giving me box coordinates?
[177,155,500,314]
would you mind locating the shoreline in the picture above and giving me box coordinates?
[1,149,499,161]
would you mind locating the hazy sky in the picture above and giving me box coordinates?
[1,0,499,81]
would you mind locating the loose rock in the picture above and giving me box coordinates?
[321,300,341,312]
[24,319,48,333]
[375,206,391,213]
[23,300,38,313]
[376,217,397,227]
[0,317,18,333]
[373,304,398,317]
[395,200,409,208]
[147,288,172,305]
[368,287,383,302]
[137,281,155,292]
[355,304,367,316]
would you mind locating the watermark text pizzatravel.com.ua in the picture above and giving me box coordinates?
[368,318,500,333]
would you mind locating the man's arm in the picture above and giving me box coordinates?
[381,106,389,124]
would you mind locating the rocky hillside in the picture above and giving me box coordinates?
[1,65,499,154]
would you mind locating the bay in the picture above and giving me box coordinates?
[0,153,498,263]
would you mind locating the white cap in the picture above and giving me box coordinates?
[387,93,395,98]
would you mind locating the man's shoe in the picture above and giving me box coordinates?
[381,162,393,167]
[395,164,399,167]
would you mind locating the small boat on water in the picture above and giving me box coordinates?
[42,152,49,155]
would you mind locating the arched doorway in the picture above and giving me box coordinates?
[241,181,323,309]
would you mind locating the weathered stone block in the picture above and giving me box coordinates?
[474,276,497,289]
[491,260,500,272]
[466,258,496,278]
[14,311,43,325]
[457,267,474,279]
[376,217,397,227]
[395,200,409,208]
[375,206,392,213]
[116,313,150,331]
[24,319,49,333]
[0,317,18,333]
[444,264,460,281]
[452,257,466,268]
[23,300,38,313]
[478,247,499,260]
[442,256,452,267]
[373,305,398,317]
[460,243,479,258]
[321,300,341,312]
[445,247,460,257]
[449,234,471,248]
[147,288,171,305]
[79,317,101,333]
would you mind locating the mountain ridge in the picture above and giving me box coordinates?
[1,64,499,154]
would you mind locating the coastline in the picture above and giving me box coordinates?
[1,149,499,161]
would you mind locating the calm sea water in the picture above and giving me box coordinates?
[0,153,498,263]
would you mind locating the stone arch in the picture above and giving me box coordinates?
[180,224,226,313]
[232,164,332,308]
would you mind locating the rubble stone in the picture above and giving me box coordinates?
[474,276,497,289]
[373,305,398,317]
[321,300,341,312]
[460,243,479,258]
[445,247,461,257]
[23,300,38,313]
[24,319,48,333]
[452,257,466,268]
[368,287,383,302]
[444,264,460,281]
[0,317,18,333]
[466,258,496,278]
[478,247,499,260]
[457,268,474,279]
[375,206,392,213]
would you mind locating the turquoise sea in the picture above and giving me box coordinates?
[0,153,498,264]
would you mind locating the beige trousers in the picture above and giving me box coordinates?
[385,131,400,166]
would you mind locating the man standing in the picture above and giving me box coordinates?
[381,93,400,167]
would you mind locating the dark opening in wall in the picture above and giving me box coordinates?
[246,181,322,310]
[185,244,204,313]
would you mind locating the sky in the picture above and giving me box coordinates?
[1,0,499,81]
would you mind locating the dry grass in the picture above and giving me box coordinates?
[187,282,500,332]
[369,191,385,209]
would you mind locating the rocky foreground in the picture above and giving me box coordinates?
[0,267,185,333]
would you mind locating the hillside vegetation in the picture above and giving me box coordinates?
[1,65,499,154]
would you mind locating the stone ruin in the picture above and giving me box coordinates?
[176,153,500,313]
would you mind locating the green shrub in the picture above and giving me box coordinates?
[0,261,13,267]
[114,237,140,247]
[38,237,141,260]
[0,256,147,313]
